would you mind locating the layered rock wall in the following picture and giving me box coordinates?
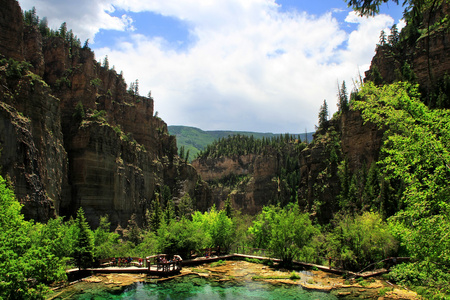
[0,0,209,227]
[366,1,450,91]
[298,110,383,222]
[192,152,291,214]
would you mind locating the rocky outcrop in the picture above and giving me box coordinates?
[192,150,296,214]
[298,110,383,223]
[0,0,23,61]
[0,70,66,222]
[365,2,450,92]
[0,0,209,227]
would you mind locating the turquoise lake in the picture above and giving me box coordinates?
[53,274,339,300]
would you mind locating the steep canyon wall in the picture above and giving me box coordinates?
[0,0,210,227]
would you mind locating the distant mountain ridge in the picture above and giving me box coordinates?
[168,125,314,161]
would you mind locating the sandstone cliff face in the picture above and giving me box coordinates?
[0,67,66,222]
[0,0,23,61]
[298,110,383,222]
[0,0,209,227]
[192,150,296,214]
[366,2,450,92]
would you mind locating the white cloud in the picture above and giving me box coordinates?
[18,0,134,41]
[18,0,395,132]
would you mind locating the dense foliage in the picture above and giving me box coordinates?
[0,176,66,299]
[354,82,450,296]
[197,133,305,158]
[197,134,306,206]
[248,204,319,264]
[169,126,313,162]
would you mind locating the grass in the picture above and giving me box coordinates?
[289,271,300,280]
[252,272,300,281]
[378,287,393,296]
[210,260,227,267]
[356,277,371,287]
[244,257,262,264]
[252,275,290,280]
[191,268,209,274]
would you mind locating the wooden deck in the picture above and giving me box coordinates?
[67,265,180,276]
[67,253,406,279]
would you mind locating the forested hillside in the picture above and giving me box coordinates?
[168,125,312,162]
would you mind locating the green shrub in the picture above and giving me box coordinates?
[289,271,300,280]
[90,78,102,87]
[210,260,226,267]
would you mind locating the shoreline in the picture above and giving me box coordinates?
[49,259,419,299]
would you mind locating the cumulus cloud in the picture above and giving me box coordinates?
[18,0,395,132]
[18,0,134,41]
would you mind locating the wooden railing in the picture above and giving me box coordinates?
[231,246,274,258]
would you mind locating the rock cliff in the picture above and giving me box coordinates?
[192,137,303,214]
[365,1,450,105]
[298,110,384,223]
[192,154,279,214]
[0,0,210,227]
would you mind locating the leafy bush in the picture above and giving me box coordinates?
[289,271,300,280]
[0,175,67,299]
[324,212,398,271]
[0,58,32,79]
[90,78,102,88]
[248,204,319,265]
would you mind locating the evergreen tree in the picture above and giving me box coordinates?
[224,196,233,219]
[93,215,119,259]
[125,214,142,245]
[103,55,109,70]
[338,81,349,112]
[24,7,39,26]
[165,199,176,223]
[318,99,329,129]
[134,79,139,96]
[388,24,399,46]
[179,145,185,160]
[58,22,67,39]
[39,17,49,36]
[73,207,94,270]
[378,29,387,46]
[177,193,194,219]
[149,195,163,232]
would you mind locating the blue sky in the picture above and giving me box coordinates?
[18,0,404,133]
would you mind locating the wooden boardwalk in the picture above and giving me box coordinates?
[67,265,180,277]
[67,253,404,279]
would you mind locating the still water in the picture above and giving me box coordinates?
[54,274,338,300]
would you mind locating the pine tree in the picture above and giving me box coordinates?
[134,79,139,96]
[150,196,163,231]
[318,99,329,129]
[59,22,68,39]
[165,199,176,222]
[224,196,233,218]
[337,81,349,112]
[378,30,387,46]
[39,17,49,36]
[24,7,39,26]
[125,214,142,245]
[73,207,94,270]
[103,55,109,70]
[388,24,399,46]
[178,193,194,219]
